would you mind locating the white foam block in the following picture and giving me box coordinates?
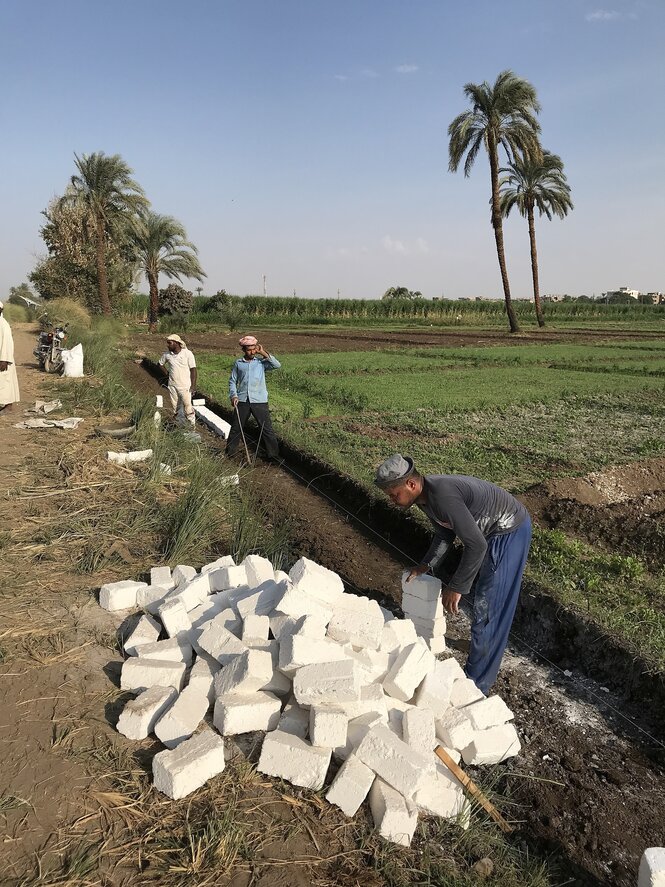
[327,598,384,650]
[188,654,221,703]
[355,724,429,799]
[168,573,211,612]
[236,580,285,619]
[435,708,475,751]
[201,555,235,574]
[123,613,161,655]
[133,636,193,664]
[368,778,418,847]
[150,566,174,590]
[189,596,229,630]
[277,701,310,739]
[136,584,169,612]
[402,707,437,759]
[289,556,344,605]
[117,686,177,740]
[209,564,247,592]
[258,730,332,790]
[213,690,281,735]
[213,649,273,697]
[309,705,348,748]
[197,619,247,664]
[414,657,464,717]
[154,685,209,748]
[157,598,192,639]
[465,695,514,731]
[334,712,387,762]
[401,571,442,601]
[242,614,270,643]
[153,730,226,799]
[173,565,197,586]
[99,579,147,612]
[276,584,333,624]
[410,615,447,639]
[278,634,347,677]
[401,592,444,622]
[461,723,521,765]
[293,659,361,706]
[383,641,435,702]
[241,554,275,587]
[120,658,186,692]
[325,754,375,817]
[450,677,485,708]
[639,848,665,887]
[413,761,469,823]
[379,619,418,654]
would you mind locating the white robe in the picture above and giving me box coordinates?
[0,315,20,405]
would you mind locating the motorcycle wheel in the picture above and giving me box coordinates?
[44,356,60,374]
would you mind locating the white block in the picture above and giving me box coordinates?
[117,686,177,739]
[383,641,435,703]
[188,654,221,703]
[335,712,387,762]
[99,579,147,611]
[277,701,310,739]
[461,723,521,765]
[168,573,210,612]
[403,707,437,759]
[236,580,285,619]
[269,612,298,640]
[380,619,418,654]
[153,730,225,799]
[325,754,375,817]
[274,569,290,583]
[335,683,388,721]
[242,614,270,643]
[154,685,209,748]
[197,619,247,664]
[134,636,193,664]
[413,762,469,822]
[213,690,281,735]
[410,615,447,638]
[639,848,665,887]
[345,648,391,685]
[450,677,484,708]
[279,634,347,677]
[435,708,475,751]
[189,596,229,630]
[465,695,514,731]
[136,584,169,612]
[210,564,247,591]
[213,649,273,697]
[258,730,332,790]
[173,565,197,586]
[157,598,192,639]
[310,706,348,748]
[241,554,275,587]
[355,724,429,799]
[155,394,164,409]
[276,584,333,624]
[402,591,445,622]
[123,613,161,655]
[293,660,361,706]
[120,658,186,692]
[201,555,235,573]
[414,657,463,717]
[263,669,292,697]
[289,556,344,605]
[150,566,174,589]
[327,598,384,650]
[368,778,418,847]
[428,636,447,655]
[401,570,442,601]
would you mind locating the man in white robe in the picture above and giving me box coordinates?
[0,301,20,411]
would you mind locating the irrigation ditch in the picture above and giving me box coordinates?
[136,356,665,885]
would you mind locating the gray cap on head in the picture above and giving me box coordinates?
[374,453,415,488]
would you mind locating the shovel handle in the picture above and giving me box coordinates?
[435,746,513,834]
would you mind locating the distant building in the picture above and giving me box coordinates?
[543,294,565,302]
[602,286,640,301]
[644,292,665,304]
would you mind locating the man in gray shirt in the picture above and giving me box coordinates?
[375,454,532,694]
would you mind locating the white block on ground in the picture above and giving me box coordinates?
[639,848,665,887]
[213,649,273,697]
[335,712,386,762]
[289,556,344,605]
[173,565,197,586]
[99,579,147,612]
[201,555,235,574]
[154,685,209,748]
[168,573,211,612]
[383,640,435,702]
[241,554,275,587]
[465,695,514,731]
[380,619,418,654]
[117,686,177,740]
[276,584,333,624]
[309,705,348,748]
[136,584,169,612]
[402,592,444,622]
[197,619,247,664]
[277,701,310,739]
[327,598,384,650]
[158,598,192,639]
[153,730,226,800]
[242,614,270,643]
[258,730,332,790]
[428,636,447,655]
[413,762,469,822]
[401,570,442,601]
[150,566,174,590]
[274,569,290,583]
[461,723,521,765]
[263,668,292,697]
[209,564,247,592]
[236,580,285,619]
[336,683,388,721]
[133,636,193,664]
[123,613,161,655]
[436,708,475,751]
[369,778,418,847]
[269,612,299,640]
[410,615,447,639]
[345,647,391,685]
[325,754,375,817]
[295,614,328,639]
[293,659,361,706]
[279,634,347,677]
[120,658,186,692]
[189,596,229,631]
[355,724,429,799]
[213,690,281,735]
[450,677,485,708]
[414,657,463,717]
[403,707,437,759]
[188,654,221,703]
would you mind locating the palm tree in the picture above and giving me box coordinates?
[499,151,573,327]
[132,211,206,331]
[448,70,541,333]
[67,152,148,315]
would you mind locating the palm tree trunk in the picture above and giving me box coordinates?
[95,218,112,316]
[528,203,545,327]
[489,136,520,333]
[148,271,159,332]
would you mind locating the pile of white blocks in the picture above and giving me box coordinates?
[101,554,521,846]
[401,571,447,655]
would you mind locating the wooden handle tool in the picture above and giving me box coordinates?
[435,745,513,834]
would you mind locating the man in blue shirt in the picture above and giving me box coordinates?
[226,335,281,462]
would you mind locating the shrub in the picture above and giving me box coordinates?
[206,289,232,313]
[158,284,193,317]
[3,304,29,323]
[39,297,91,329]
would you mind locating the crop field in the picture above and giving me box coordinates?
[195,336,665,672]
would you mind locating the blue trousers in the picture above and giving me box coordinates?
[464,517,532,695]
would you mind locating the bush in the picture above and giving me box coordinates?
[39,297,91,329]
[158,284,193,317]
[3,304,29,323]
[205,289,232,313]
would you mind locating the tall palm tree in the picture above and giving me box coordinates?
[67,152,148,315]
[499,151,573,327]
[448,70,541,333]
[132,211,206,331]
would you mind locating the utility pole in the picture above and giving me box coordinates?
[293,289,296,297]
[263,275,267,297]
[337,288,340,300]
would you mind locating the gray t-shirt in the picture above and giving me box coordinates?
[419,475,528,595]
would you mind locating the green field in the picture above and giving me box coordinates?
[193,335,665,671]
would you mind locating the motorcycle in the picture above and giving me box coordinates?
[34,317,68,373]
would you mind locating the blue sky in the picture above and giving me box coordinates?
[0,0,663,300]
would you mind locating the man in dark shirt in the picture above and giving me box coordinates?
[375,454,532,694]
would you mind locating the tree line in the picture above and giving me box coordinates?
[30,152,205,330]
